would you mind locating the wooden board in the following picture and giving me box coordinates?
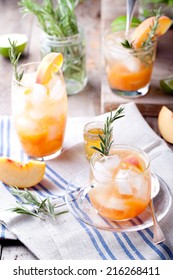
[101,0,173,116]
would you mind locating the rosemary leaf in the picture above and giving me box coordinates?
[142,8,161,47]
[91,107,125,156]
[9,202,43,219]
[8,39,24,82]
[9,186,68,220]
[121,39,134,49]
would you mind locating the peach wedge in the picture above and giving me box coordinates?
[0,157,46,188]
[36,52,63,84]
[131,15,172,48]
[158,106,173,144]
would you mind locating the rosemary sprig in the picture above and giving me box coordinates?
[142,8,161,47]
[121,39,134,49]
[8,39,24,82]
[9,187,68,220]
[19,0,79,37]
[91,107,125,156]
[121,9,162,50]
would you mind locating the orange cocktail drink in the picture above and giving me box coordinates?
[104,15,172,97]
[104,28,156,97]
[89,145,151,221]
[12,53,68,159]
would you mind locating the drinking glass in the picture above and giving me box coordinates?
[89,144,151,221]
[40,28,87,95]
[83,121,113,160]
[11,62,68,160]
[103,27,157,97]
[83,121,105,160]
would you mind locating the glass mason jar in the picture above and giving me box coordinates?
[138,0,173,20]
[83,121,113,161]
[40,29,87,95]
[12,62,68,160]
[89,144,151,221]
[104,27,157,97]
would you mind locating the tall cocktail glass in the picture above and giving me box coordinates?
[12,62,68,159]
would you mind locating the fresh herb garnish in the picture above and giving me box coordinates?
[142,8,161,47]
[91,107,125,156]
[8,39,24,82]
[121,39,134,49]
[18,0,85,92]
[18,0,79,37]
[9,187,68,220]
[121,9,162,50]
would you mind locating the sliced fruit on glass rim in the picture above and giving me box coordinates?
[0,157,46,188]
[36,52,63,85]
[0,33,28,57]
[111,15,141,31]
[131,15,172,48]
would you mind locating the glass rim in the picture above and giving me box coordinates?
[13,61,63,86]
[104,26,157,53]
[83,121,105,140]
[90,144,151,179]
[84,120,105,131]
[41,25,84,44]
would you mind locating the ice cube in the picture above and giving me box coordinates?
[12,90,26,115]
[31,84,48,105]
[109,197,126,211]
[132,176,149,199]
[29,105,46,119]
[28,84,49,119]
[106,31,125,47]
[93,161,112,183]
[126,55,140,72]
[98,195,126,211]
[115,169,137,195]
[93,155,120,184]
[49,77,64,101]
[95,155,120,174]
[116,168,137,179]
[16,116,38,132]
[21,72,36,87]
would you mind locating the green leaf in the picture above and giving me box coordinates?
[111,16,141,32]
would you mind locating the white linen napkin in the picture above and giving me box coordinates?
[0,102,173,260]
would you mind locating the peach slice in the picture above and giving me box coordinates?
[36,52,63,84]
[0,157,46,188]
[158,106,173,144]
[122,155,144,172]
[131,15,172,48]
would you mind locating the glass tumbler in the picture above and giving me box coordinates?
[89,144,151,221]
[104,27,157,97]
[11,62,68,160]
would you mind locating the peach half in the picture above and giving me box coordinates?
[158,106,173,144]
[131,15,172,48]
[36,52,63,84]
[0,157,46,188]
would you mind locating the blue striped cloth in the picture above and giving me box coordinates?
[0,106,173,260]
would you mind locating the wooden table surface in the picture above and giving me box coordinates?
[0,0,172,260]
